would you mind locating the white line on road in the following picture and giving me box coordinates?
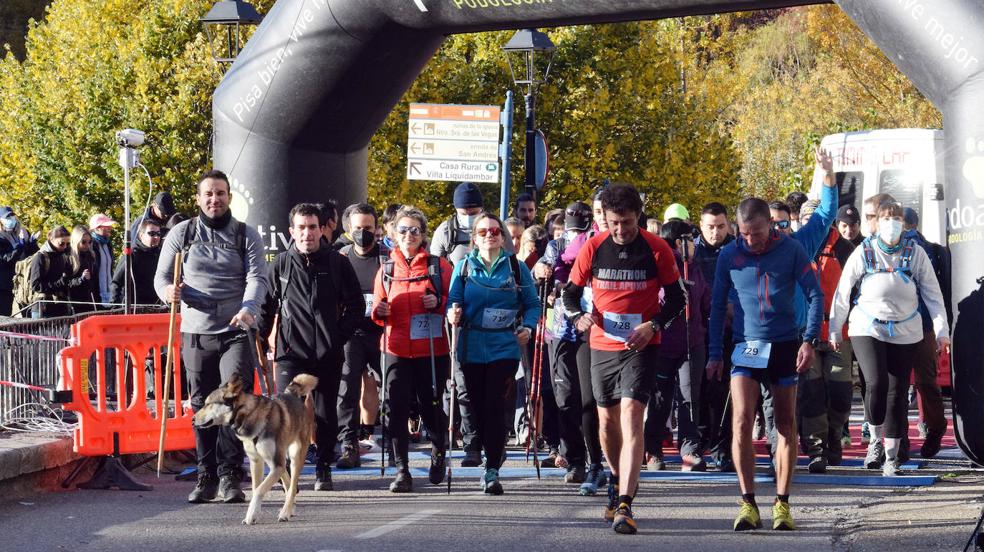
[355,509,441,540]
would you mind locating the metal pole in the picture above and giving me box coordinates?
[121,148,133,315]
[499,91,514,220]
[524,90,536,203]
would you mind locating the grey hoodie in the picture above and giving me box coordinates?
[154,216,267,334]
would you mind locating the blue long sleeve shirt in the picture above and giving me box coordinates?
[447,249,541,364]
[708,231,824,361]
[791,184,837,330]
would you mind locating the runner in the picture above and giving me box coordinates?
[706,197,823,532]
[562,184,684,534]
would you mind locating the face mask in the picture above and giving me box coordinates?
[2,217,15,231]
[352,229,375,249]
[878,219,903,243]
[457,212,479,229]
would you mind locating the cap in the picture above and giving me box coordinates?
[0,206,12,219]
[89,213,118,229]
[453,182,483,209]
[153,192,177,219]
[663,203,690,223]
[836,205,860,226]
[564,202,591,231]
[903,207,919,226]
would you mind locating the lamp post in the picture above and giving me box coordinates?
[502,29,555,203]
[201,1,264,65]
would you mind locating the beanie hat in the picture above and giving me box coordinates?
[453,182,483,209]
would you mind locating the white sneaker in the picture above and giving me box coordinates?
[359,438,381,454]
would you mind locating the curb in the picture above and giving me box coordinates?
[0,433,84,499]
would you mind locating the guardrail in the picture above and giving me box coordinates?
[0,304,167,426]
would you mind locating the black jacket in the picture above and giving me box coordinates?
[111,242,162,306]
[66,253,98,313]
[693,233,735,286]
[260,245,365,363]
[0,235,39,292]
[28,241,75,317]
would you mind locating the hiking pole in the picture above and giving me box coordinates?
[380,299,389,477]
[681,236,696,425]
[519,344,541,480]
[253,332,274,397]
[156,251,182,477]
[447,304,461,495]
[526,279,549,479]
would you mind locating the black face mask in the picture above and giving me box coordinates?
[352,229,375,249]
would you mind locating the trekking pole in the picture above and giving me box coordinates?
[681,237,696,425]
[380,300,389,477]
[156,252,182,477]
[426,290,440,412]
[519,345,541,480]
[447,304,460,495]
[526,279,549,479]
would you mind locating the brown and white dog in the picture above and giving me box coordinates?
[192,372,317,525]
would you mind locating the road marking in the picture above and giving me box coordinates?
[355,509,441,539]
[413,0,428,12]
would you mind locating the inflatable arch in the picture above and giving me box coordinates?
[213,0,984,463]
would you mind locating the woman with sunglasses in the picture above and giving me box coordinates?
[371,206,453,493]
[447,213,540,494]
[66,225,98,313]
[829,200,949,476]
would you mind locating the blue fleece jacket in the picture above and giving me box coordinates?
[448,249,541,364]
[708,231,823,361]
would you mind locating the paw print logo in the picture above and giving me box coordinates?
[229,178,254,221]
[963,138,984,200]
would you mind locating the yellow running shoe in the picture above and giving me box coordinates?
[772,500,796,531]
[612,503,638,535]
[733,501,762,531]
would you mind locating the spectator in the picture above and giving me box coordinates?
[66,225,98,313]
[663,203,690,223]
[0,206,39,315]
[89,213,117,305]
[28,226,72,319]
[836,205,862,246]
[513,193,537,228]
[112,219,163,306]
[786,191,809,231]
[543,208,565,241]
[504,217,525,252]
[130,192,176,243]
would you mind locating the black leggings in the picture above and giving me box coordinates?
[385,355,449,469]
[276,356,343,468]
[460,360,516,470]
[850,336,918,439]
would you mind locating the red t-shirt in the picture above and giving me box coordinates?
[568,229,680,351]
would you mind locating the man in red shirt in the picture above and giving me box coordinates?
[562,184,685,535]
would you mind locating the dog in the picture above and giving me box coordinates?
[192,372,318,525]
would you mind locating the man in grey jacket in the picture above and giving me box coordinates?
[155,169,267,504]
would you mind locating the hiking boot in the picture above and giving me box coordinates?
[612,503,637,535]
[314,466,333,491]
[882,458,902,477]
[772,500,796,531]
[429,451,446,485]
[921,428,945,459]
[540,448,560,468]
[734,502,762,531]
[564,464,586,484]
[461,450,482,467]
[604,476,618,522]
[217,473,246,503]
[580,463,607,496]
[187,472,218,503]
[389,469,413,493]
[646,452,666,471]
[336,444,361,469]
[482,468,503,495]
[864,440,886,469]
[715,456,735,473]
[808,456,827,474]
[681,453,707,472]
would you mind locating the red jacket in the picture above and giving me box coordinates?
[371,248,451,358]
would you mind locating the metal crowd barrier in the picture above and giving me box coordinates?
[0,303,167,426]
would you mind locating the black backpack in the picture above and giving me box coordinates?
[181,216,247,269]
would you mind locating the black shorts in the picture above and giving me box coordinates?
[590,347,659,408]
[730,339,799,387]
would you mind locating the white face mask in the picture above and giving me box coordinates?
[878,219,903,243]
[457,212,479,229]
[2,217,15,231]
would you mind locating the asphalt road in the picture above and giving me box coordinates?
[2,448,982,552]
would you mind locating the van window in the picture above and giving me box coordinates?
[836,172,863,212]
[879,170,922,216]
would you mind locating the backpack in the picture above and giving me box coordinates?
[12,252,49,313]
[181,216,247,270]
[443,216,472,256]
[381,254,443,299]
[459,253,525,319]
[859,236,917,285]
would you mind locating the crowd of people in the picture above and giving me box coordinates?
[0,155,953,534]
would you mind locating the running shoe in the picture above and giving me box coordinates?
[733,502,762,531]
[681,453,707,472]
[882,458,902,477]
[864,440,886,469]
[564,464,586,484]
[482,467,503,495]
[604,477,618,522]
[580,463,607,496]
[645,452,666,471]
[612,503,637,535]
[429,450,446,484]
[807,456,827,474]
[389,469,412,493]
[861,422,871,445]
[772,500,796,531]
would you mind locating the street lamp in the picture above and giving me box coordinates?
[201,1,264,65]
[502,28,556,202]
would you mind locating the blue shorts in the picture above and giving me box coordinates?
[731,339,799,387]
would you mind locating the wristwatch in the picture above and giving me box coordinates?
[807,337,820,348]
[649,319,660,333]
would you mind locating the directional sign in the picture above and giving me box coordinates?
[407,103,501,183]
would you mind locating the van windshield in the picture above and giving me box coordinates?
[879,170,922,216]
[836,171,863,213]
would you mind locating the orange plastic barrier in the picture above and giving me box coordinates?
[58,314,265,457]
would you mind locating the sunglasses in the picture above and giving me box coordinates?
[773,220,791,230]
[146,231,162,237]
[475,227,502,238]
[396,225,421,236]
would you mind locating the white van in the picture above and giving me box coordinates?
[808,128,946,246]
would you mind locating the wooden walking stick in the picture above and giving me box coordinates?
[156,252,183,477]
[253,332,275,397]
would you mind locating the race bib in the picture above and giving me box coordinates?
[602,312,642,342]
[410,314,444,340]
[482,308,518,330]
[363,293,374,317]
[553,301,567,334]
[731,340,772,369]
